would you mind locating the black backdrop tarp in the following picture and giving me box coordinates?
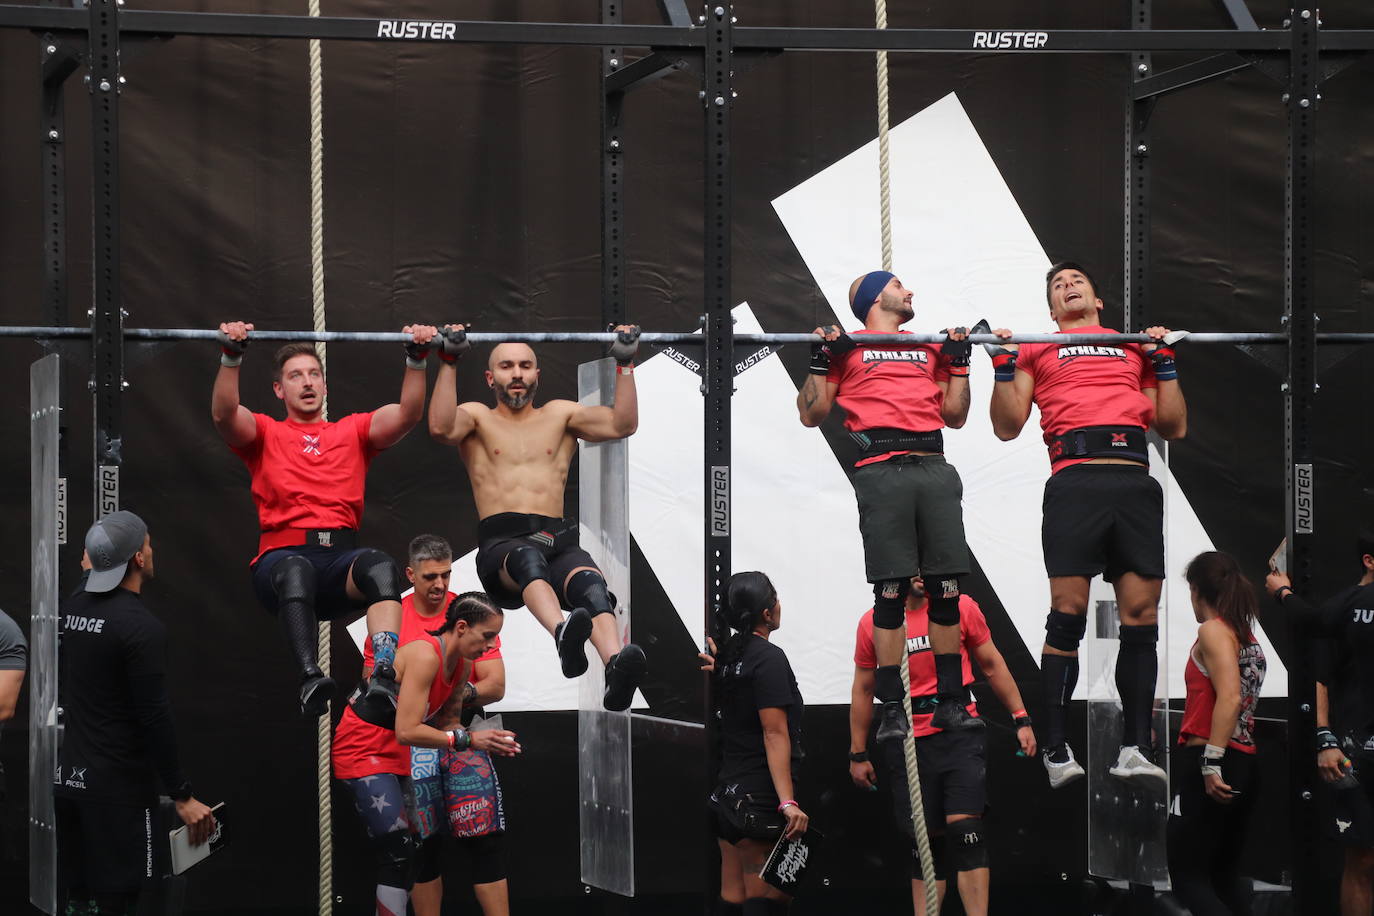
[2,0,1374,912]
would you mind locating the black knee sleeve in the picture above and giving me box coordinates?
[563,568,616,618]
[715,901,744,916]
[1044,609,1087,652]
[948,817,988,872]
[375,829,418,891]
[271,554,317,607]
[352,549,403,605]
[872,579,911,630]
[504,546,552,593]
[463,832,506,885]
[1118,623,1159,648]
[273,556,320,671]
[915,837,949,881]
[414,833,443,884]
[926,575,961,627]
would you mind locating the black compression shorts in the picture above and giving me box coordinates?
[250,545,372,620]
[1041,464,1165,581]
[474,514,598,610]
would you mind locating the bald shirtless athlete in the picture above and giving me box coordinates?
[428,326,646,711]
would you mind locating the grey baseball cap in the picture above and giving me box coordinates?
[84,510,148,593]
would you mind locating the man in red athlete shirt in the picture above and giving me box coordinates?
[849,577,1034,916]
[212,320,438,717]
[988,261,1187,788]
[798,270,990,740]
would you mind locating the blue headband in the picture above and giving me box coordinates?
[851,271,894,322]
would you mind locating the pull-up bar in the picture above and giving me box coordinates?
[3,325,1372,346]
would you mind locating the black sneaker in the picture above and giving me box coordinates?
[875,699,911,742]
[931,697,986,731]
[364,662,400,704]
[602,643,647,711]
[300,672,337,718]
[555,608,594,678]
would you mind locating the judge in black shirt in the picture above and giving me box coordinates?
[1268,531,1374,915]
[57,511,214,915]
[705,571,807,916]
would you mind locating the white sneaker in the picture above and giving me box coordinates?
[1043,745,1086,789]
[1109,745,1167,783]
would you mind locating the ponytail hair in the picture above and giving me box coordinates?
[426,591,502,637]
[1184,551,1257,642]
[714,571,778,699]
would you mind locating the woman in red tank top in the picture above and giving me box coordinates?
[1167,552,1267,915]
[333,592,521,916]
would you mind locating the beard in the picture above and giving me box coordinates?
[494,378,537,409]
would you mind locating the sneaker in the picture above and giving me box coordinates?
[300,672,337,718]
[931,698,986,732]
[364,662,399,704]
[875,700,912,743]
[603,643,647,711]
[555,608,594,678]
[1109,745,1167,783]
[1043,745,1086,789]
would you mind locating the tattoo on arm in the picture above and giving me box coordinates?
[801,377,819,409]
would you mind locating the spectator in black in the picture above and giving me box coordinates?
[1268,532,1374,915]
[56,511,214,915]
[701,571,807,916]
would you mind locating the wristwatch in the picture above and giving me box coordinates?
[170,781,194,802]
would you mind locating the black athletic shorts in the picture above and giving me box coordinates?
[851,454,970,582]
[1041,464,1164,581]
[56,795,154,895]
[474,514,598,610]
[883,728,986,837]
[709,781,787,845]
[1330,772,1374,848]
[251,545,372,620]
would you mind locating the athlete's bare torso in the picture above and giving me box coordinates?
[456,400,580,519]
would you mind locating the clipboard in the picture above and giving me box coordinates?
[1269,538,1288,576]
[168,802,227,875]
[759,826,824,895]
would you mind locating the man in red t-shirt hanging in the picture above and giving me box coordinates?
[849,577,1035,916]
[212,320,438,718]
[988,261,1187,788]
[798,270,991,740]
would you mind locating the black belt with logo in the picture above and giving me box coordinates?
[1047,425,1148,464]
[910,689,976,713]
[851,427,944,460]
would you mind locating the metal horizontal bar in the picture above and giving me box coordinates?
[5,326,1374,345]
[732,27,1291,53]
[1319,31,1374,51]
[9,7,1368,54]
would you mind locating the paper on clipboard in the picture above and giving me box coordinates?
[169,802,227,875]
[1270,538,1288,576]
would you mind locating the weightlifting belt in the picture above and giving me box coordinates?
[1047,425,1148,464]
[477,513,578,551]
[851,427,944,460]
[910,689,977,713]
[258,526,358,555]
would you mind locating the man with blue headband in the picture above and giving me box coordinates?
[798,270,994,740]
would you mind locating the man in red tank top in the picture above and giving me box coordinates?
[988,262,1187,788]
[211,320,438,719]
[797,270,985,741]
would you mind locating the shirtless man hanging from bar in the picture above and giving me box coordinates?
[427,326,646,710]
